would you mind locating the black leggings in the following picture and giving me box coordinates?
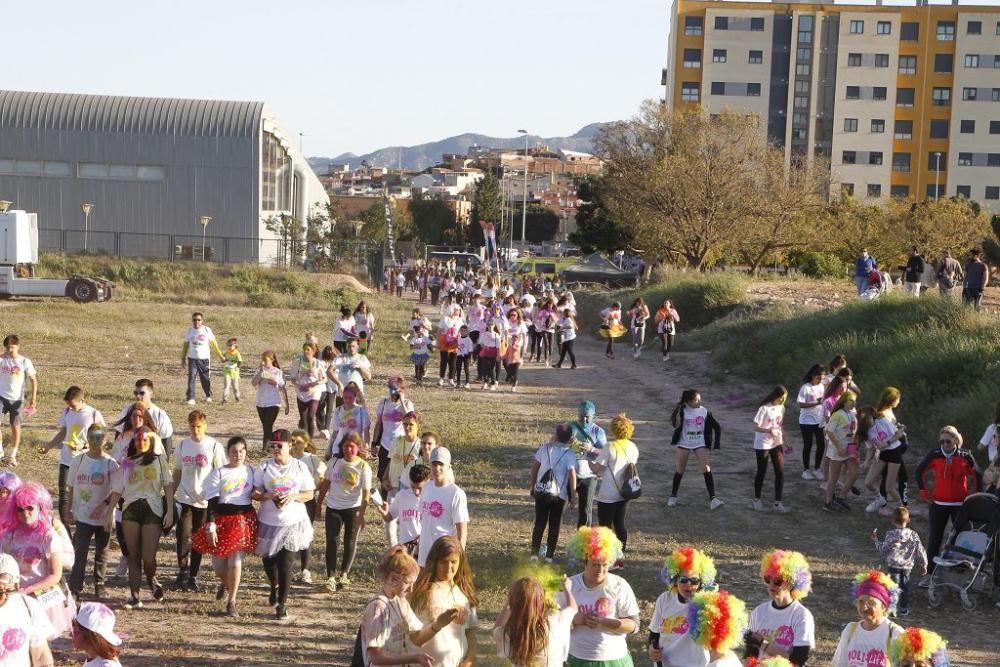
[927,503,963,573]
[297,398,319,437]
[257,405,280,451]
[325,506,364,575]
[439,351,456,380]
[301,499,317,571]
[539,332,553,360]
[659,333,675,355]
[478,355,499,383]
[505,362,521,385]
[528,327,539,360]
[531,495,565,558]
[456,355,472,385]
[262,548,296,606]
[58,464,72,535]
[597,499,630,551]
[800,424,825,470]
[754,448,784,501]
[176,503,208,576]
[557,340,576,367]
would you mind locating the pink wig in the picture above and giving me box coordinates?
[0,482,53,538]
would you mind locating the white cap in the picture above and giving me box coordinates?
[429,447,452,465]
[76,602,122,646]
[0,554,18,583]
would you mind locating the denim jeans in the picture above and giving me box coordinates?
[186,358,212,401]
[888,567,911,611]
[576,476,597,527]
[70,521,111,593]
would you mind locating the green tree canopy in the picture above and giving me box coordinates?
[569,176,633,254]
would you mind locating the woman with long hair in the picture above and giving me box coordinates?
[823,392,859,512]
[290,343,326,438]
[654,299,680,362]
[354,300,376,352]
[494,575,577,667]
[863,388,908,515]
[316,432,371,592]
[553,308,578,369]
[752,386,789,514]
[251,350,289,452]
[668,390,723,510]
[409,536,479,667]
[627,297,650,359]
[796,365,826,481]
[528,424,578,562]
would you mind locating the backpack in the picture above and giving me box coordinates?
[533,446,568,503]
[611,445,642,500]
[352,595,390,667]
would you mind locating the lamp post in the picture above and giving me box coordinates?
[199,216,212,261]
[517,129,529,246]
[934,152,942,200]
[80,203,94,252]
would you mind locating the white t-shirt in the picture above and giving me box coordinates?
[831,619,903,667]
[677,406,709,450]
[748,600,816,651]
[333,316,357,342]
[324,457,372,510]
[184,325,216,360]
[254,367,286,408]
[707,653,743,667]
[0,526,58,589]
[255,458,316,527]
[797,383,825,425]
[495,602,575,667]
[376,398,415,451]
[0,355,36,402]
[387,487,422,544]
[556,317,576,342]
[291,358,326,402]
[113,454,171,516]
[83,659,123,667]
[534,443,576,501]
[332,354,372,394]
[981,423,999,463]
[0,593,54,662]
[870,416,901,452]
[568,572,639,661]
[361,595,424,667]
[417,482,469,566]
[58,405,106,466]
[204,464,256,506]
[595,441,639,504]
[416,582,478,667]
[355,312,375,335]
[649,590,709,667]
[112,403,174,440]
[67,454,119,527]
[173,437,226,508]
[753,405,785,450]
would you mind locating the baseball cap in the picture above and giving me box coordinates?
[0,554,18,583]
[429,447,452,465]
[76,602,123,646]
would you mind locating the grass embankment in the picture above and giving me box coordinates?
[698,293,999,456]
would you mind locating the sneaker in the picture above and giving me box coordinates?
[151,580,165,601]
[850,485,862,496]
[511,385,517,393]
[529,555,539,562]
[226,601,239,617]
[206,397,213,403]
[186,575,201,592]
[823,502,839,512]
[325,576,338,593]
[866,496,887,513]
[276,605,289,621]
[215,585,226,601]
[268,586,278,606]
[773,502,791,514]
[172,572,188,591]
[633,350,640,359]
[801,469,815,481]
[463,383,470,389]
[667,496,678,508]
[7,458,16,468]
[819,483,827,492]
[94,585,108,600]
[186,399,196,406]
[318,430,330,442]
[438,379,446,387]
[834,497,851,511]
[336,575,350,591]
[710,497,725,510]
[609,560,625,571]
[662,355,668,362]
[490,384,497,392]
[235,395,241,403]
[449,379,457,387]
[482,383,489,390]
[116,560,128,578]
[751,499,765,512]
[813,468,826,481]
[301,569,313,584]
[123,596,143,610]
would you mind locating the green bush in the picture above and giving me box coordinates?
[797,251,849,279]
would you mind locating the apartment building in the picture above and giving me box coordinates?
[665,0,1000,210]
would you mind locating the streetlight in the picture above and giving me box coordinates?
[199,216,212,261]
[934,152,942,200]
[81,203,94,252]
[518,129,529,245]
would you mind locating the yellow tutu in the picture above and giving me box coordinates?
[599,324,627,339]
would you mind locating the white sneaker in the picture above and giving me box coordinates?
[813,468,825,481]
[529,555,539,562]
[489,384,497,392]
[665,353,670,361]
[449,379,457,387]
[438,379,445,387]
[325,575,338,592]
[186,399,196,406]
[752,499,765,512]
[511,385,517,392]
[773,502,791,514]
[710,497,725,510]
[301,569,313,584]
[667,496,678,508]
[801,469,815,480]
[662,355,668,362]
[206,397,213,403]
[463,383,470,389]
[866,496,887,513]
[633,350,640,359]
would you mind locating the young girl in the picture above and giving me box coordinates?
[831,571,902,667]
[746,550,815,667]
[327,383,371,461]
[553,309,578,369]
[655,299,680,362]
[333,306,358,353]
[73,602,123,667]
[494,576,577,667]
[316,432,371,592]
[890,627,950,667]
[292,430,326,585]
[668,390,723,510]
[649,547,717,667]
[977,400,1000,490]
[752,387,789,513]
[355,301,376,351]
[687,590,747,667]
[529,424,578,562]
[437,306,463,387]
[408,324,433,384]
[503,310,525,392]
[251,351,289,452]
[409,536,479,667]
[478,322,501,391]
[291,343,326,438]
[598,301,626,359]
[67,425,119,600]
[864,388,908,515]
[627,297,650,359]
[824,392,858,512]
[359,545,458,666]
[455,325,474,389]
[222,337,243,403]
[532,298,557,364]
[797,365,826,480]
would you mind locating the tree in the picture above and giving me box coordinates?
[470,169,502,247]
[410,192,461,245]
[886,196,991,268]
[823,195,897,266]
[263,213,304,267]
[359,199,413,244]
[569,176,633,254]
[524,204,560,243]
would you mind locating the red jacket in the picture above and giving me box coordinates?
[916,448,981,504]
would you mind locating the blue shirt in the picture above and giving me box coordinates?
[570,420,607,480]
[854,255,877,277]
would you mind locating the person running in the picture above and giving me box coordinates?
[667,390,723,510]
[410,536,479,667]
[598,302,626,359]
[553,308,578,369]
[72,601,124,667]
[654,300,680,362]
[649,547,717,667]
[67,425,118,601]
[752,387,789,513]
[890,627,951,667]
[796,365,826,480]
[291,430,325,584]
[45,385,106,529]
[192,436,258,617]
[181,312,225,405]
[529,423,577,562]
[592,413,639,568]
[745,550,815,666]
[627,297,649,359]
[0,553,54,666]
[494,575,577,667]
[831,571,902,667]
[823,391,858,513]
[0,334,38,466]
[687,590,747,667]
[251,351,289,452]
[417,448,469,567]
[317,432,371,592]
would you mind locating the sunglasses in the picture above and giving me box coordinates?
[763,576,785,586]
[16,506,35,513]
[676,576,701,586]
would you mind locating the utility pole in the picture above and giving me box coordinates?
[518,129,529,245]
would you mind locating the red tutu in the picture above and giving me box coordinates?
[193,510,258,558]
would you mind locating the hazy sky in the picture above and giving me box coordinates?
[4,0,668,157]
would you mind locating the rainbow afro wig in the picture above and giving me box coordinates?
[890,627,948,666]
[567,526,622,564]
[686,590,747,654]
[661,546,717,589]
[852,570,900,614]
[759,550,812,600]
[610,413,634,440]
[745,658,794,667]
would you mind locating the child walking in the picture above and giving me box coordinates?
[872,506,927,617]
[407,324,433,384]
[456,325,475,389]
[752,386,789,514]
[222,337,243,403]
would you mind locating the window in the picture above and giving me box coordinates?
[795,80,810,94]
[749,50,763,64]
[990,154,1000,167]
[842,150,857,165]
[937,21,955,41]
[799,15,814,30]
[897,88,915,107]
[867,184,882,198]
[842,183,855,196]
[709,81,725,95]
[968,20,982,35]
[891,185,910,198]
[965,55,980,68]
[873,87,887,101]
[0,160,70,177]
[684,16,703,36]
[995,56,1000,69]
[895,120,913,139]
[935,54,953,73]
[750,17,765,31]
[715,16,729,30]
[958,152,974,166]
[796,64,811,76]
[877,21,891,35]
[794,96,809,108]
[870,152,884,166]
[988,186,1000,200]
[930,119,949,139]
[798,29,813,44]
[848,53,862,67]
[846,86,860,100]
[793,113,808,126]
[928,185,945,198]
[933,87,951,106]
[681,82,700,102]
[78,163,108,178]
[901,22,919,41]
[871,119,885,133]
[893,153,911,172]
[850,20,864,34]
[42,161,71,177]
[747,83,761,97]
[963,87,978,101]
[844,118,859,132]
[713,49,727,63]
[957,185,972,198]
[899,55,917,74]
[929,152,947,170]
[994,89,1000,102]
[997,21,1000,35]
[136,166,165,181]
[992,121,1000,134]
[797,47,812,61]
[875,54,889,68]
[683,49,702,68]
[961,119,976,133]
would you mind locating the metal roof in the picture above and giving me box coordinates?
[0,90,265,137]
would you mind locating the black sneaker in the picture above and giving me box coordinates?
[151,579,165,601]
[834,497,851,511]
[172,572,188,591]
[850,485,862,496]
[186,575,201,592]
[275,604,288,621]
[215,585,227,601]
[124,596,143,610]
[823,502,838,512]
[268,587,278,607]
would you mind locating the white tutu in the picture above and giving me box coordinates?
[255,518,314,557]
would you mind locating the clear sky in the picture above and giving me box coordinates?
[4,0,669,157]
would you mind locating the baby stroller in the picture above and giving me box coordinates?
[927,492,1000,610]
